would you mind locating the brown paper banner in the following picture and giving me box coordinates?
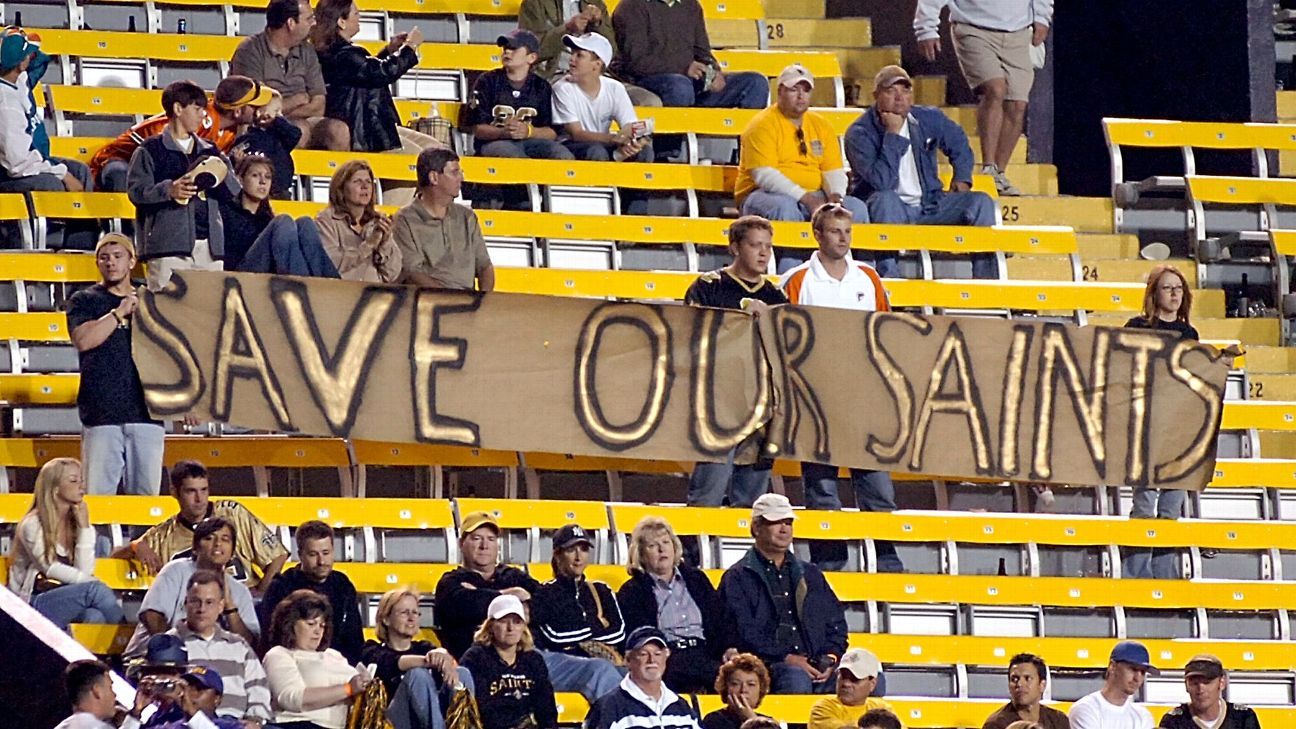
[134,271,1228,490]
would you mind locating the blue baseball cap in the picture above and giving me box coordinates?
[1109,640,1159,674]
[625,626,668,652]
[181,664,224,695]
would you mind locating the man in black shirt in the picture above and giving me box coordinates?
[260,520,364,663]
[434,511,541,659]
[468,29,573,161]
[1160,655,1262,729]
[67,233,165,495]
[683,215,785,510]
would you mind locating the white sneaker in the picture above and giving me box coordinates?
[982,164,1022,196]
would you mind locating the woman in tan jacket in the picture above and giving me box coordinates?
[315,159,403,282]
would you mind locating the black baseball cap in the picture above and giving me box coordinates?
[497,28,539,54]
[1184,654,1225,680]
[626,626,668,652]
[552,523,594,551]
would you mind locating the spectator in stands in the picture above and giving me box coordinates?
[982,654,1069,729]
[112,460,287,591]
[461,594,559,729]
[718,493,847,695]
[530,523,625,703]
[467,29,573,161]
[700,653,773,729]
[611,0,767,160]
[734,65,868,248]
[231,0,351,151]
[1123,265,1198,580]
[742,720,779,729]
[263,589,371,729]
[125,80,240,290]
[56,659,125,729]
[145,664,248,729]
[316,159,402,282]
[0,27,91,195]
[807,648,892,729]
[1159,655,1261,729]
[163,570,272,726]
[1067,641,1156,729]
[6,457,123,630]
[551,34,653,162]
[616,516,730,694]
[394,148,496,291]
[260,520,365,664]
[684,215,784,508]
[858,709,903,729]
[584,626,702,729]
[310,0,440,153]
[125,517,260,656]
[362,587,472,729]
[779,203,902,573]
[228,88,305,200]
[218,154,341,276]
[518,0,661,107]
[434,511,542,659]
[94,75,277,194]
[67,234,164,496]
[914,0,1051,196]
[845,65,997,280]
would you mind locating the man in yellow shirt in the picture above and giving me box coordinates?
[807,648,895,729]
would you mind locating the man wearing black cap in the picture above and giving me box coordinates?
[434,511,541,659]
[1068,641,1155,729]
[530,523,625,703]
[1159,655,1261,729]
[584,627,701,729]
[468,29,573,161]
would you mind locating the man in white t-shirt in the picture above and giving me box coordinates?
[551,33,652,162]
[1068,641,1156,729]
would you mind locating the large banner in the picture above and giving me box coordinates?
[134,271,1230,490]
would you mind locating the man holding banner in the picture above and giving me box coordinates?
[780,203,902,572]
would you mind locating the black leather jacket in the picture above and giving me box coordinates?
[317,39,418,152]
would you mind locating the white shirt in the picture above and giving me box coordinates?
[779,251,889,311]
[914,0,1054,41]
[263,646,359,729]
[552,76,638,136]
[1068,691,1154,729]
[896,119,924,207]
[0,75,67,179]
[123,558,261,657]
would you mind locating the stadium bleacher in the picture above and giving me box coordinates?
[6,0,1296,726]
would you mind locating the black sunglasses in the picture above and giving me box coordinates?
[795,128,807,156]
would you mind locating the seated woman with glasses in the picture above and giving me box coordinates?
[361,587,474,729]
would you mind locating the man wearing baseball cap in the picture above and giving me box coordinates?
[718,494,847,694]
[1068,641,1156,729]
[466,29,573,161]
[1159,655,1261,729]
[146,664,246,728]
[434,511,541,659]
[844,64,998,280]
[808,648,892,729]
[551,33,651,162]
[585,626,702,729]
[734,64,869,240]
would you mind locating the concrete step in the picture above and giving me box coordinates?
[1006,256,1075,282]
[831,46,902,88]
[937,162,1056,196]
[1195,289,1227,318]
[1001,196,1113,233]
[1076,258,1199,287]
[764,18,873,48]
[1077,233,1141,260]
[1259,431,1296,458]
[1247,373,1296,400]
[967,135,1028,164]
[1241,345,1296,373]
[768,0,825,18]
[1087,315,1279,346]
[1278,90,1296,120]
[913,75,946,107]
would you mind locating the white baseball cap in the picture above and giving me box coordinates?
[487,594,526,621]
[563,33,613,67]
[839,648,882,679]
[778,63,815,90]
[751,493,796,522]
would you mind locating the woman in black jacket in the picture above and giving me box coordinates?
[616,515,732,693]
[310,0,440,153]
[460,594,558,729]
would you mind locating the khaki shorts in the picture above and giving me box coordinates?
[951,23,1034,101]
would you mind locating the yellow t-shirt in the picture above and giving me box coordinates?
[735,106,844,205]
[807,695,896,729]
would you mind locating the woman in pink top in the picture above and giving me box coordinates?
[315,159,403,282]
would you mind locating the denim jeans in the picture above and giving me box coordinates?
[387,666,475,729]
[538,650,623,704]
[739,192,884,276]
[239,215,341,278]
[687,448,771,507]
[636,71,768,160]
[478,139,575,160]
[1123,487,1187,579]
[32,580,124,630]
[865,190,998,279]
[801,462,903,572]
[97,159,130,193]
[563,140,654,163]
[81,423,165,495]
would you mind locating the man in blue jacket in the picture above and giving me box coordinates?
[845,65,997,279]
[718,493,847,695]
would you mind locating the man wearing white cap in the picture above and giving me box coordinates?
[718,494,847,695]
[808,648,893,729]
[844,64,998,280]
[551,33,651,162]
[735,64,868,252]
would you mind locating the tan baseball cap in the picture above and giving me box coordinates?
[839,648,882,679]
[751,493,795,522]
[873,64,913,91]
[778,63,815,90]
